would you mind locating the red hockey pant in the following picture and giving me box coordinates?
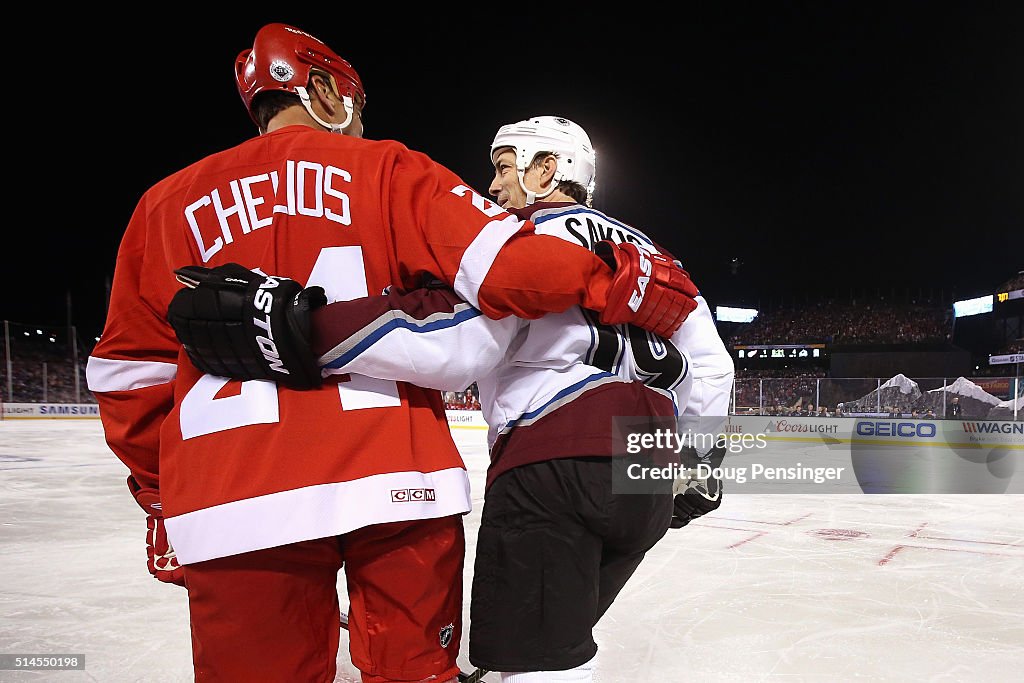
[183,515,465,682]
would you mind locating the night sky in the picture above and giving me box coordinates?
[14,5,1022,341]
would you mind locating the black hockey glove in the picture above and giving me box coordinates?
[670,445,725,529]
[167,263,327,390]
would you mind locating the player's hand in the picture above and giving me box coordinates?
[670,445,724,529]
[167,263,327,390]
[128,478,186,587]
[594,241,699,339]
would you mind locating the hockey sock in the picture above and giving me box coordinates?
[499,660,594,682]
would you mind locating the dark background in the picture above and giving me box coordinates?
[11,4,1022,342]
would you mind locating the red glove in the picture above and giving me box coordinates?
[595,240,700,338]
[128,477,186,587]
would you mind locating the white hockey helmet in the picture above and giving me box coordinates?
[490,115,597,205]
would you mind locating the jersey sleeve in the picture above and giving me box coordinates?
[383,148,614,320]
[85,193,190,493]
[312,285,517,391]
[671,295,735,449]
[651,239,733,411]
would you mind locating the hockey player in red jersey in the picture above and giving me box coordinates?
[164,115,734,682]
[87,23,702,683]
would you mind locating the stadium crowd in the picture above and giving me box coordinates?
[444,386,482,411]
[728,300,951,346]
[998,272,1024,292]
[0,328,93,404]
[733,368,829,414]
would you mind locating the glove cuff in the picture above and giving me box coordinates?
[127,476,163,517]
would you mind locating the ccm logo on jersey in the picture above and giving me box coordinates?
[391,488,437,503]
[251,276,290,376]
[628,249,653,312]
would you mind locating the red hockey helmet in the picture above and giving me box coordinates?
[235,23,365,128]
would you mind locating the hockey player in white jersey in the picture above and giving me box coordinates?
[166,116,734,682]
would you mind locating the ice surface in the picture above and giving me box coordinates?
[2,421,1023,682]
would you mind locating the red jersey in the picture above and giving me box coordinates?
[86,126,617,564]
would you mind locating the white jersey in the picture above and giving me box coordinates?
[313,202,734,485]
[523,203,734,414]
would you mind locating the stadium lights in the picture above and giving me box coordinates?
[717,306,759,323]
[953,295,993,318]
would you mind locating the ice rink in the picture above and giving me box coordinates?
[2,420,1023,682]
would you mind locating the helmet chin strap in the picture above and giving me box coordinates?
[294,86,355,134]
[517,169,559,206]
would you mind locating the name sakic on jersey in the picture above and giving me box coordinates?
[531,205,660,253]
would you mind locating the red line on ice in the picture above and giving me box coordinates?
[727,532,767,549]
[712,512,812,526]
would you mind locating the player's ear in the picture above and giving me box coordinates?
[311,73,337,113]
[539,154,559,189]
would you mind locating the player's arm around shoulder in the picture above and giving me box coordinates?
[165,261,514,393]
[315,281,517,391]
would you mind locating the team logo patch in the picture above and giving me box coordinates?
[269,60,295,82]
[439,623,454,648]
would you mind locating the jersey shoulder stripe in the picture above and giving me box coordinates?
[321,303,482,370]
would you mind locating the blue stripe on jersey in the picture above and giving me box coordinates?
[323,306,483,370]
[531,206,657,249]
[586,315,597,366]
[502,370,616,432]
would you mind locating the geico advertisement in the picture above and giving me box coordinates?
[728,415,1022,448]
[853,418,1022,447]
